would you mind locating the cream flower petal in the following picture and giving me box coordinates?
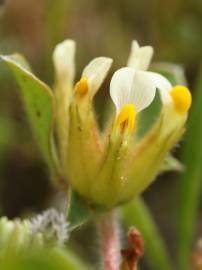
[110,67,136,112]
[82,57,113,98]
[127,40,154,71]
[144,71,173,104]
[53,39,76,86]
[110,67,172,113]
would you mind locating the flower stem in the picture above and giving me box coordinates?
[98,211,120,270]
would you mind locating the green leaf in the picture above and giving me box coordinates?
[0,55,58,171]
[0,248,92,270]
[50,248,92,270]
[178,67,202,270]
[122,197,173,270]
[67,189,91,229]
[161,154,184,173]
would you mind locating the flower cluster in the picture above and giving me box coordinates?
[1,40,192,210]
[52,39,191,208]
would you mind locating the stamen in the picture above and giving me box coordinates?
[116,104,136,131]
[170,85,192,114]
[75,76,88,96]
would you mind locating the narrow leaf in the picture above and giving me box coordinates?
[50,248,92,270]
[178,67,202,270]
[122,197,173,270]
[0,247,92,270]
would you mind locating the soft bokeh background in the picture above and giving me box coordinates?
[0,0,202,269]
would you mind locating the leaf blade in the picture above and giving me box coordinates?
[178,67,202,270]
[50,248,93,270]
[0,55,57,169]
[122,197,173,270]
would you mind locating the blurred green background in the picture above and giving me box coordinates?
[0,0,202,269]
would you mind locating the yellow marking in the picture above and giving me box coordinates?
[170,85,192,114]
[116,104,136,131]
[75,77,88,96]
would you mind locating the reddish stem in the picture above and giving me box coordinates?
[98,211,120,270]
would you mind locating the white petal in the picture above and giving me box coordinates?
[127,40,154,71]
[53,39,76,85]
[110,67,172,113]
[145,71,173,104]
[110,67,136,112]
[82,57,113,98]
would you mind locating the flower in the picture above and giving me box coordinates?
[52,40,113,192]
[76,41,192,207]
[52,39,113,166]
[110,67,172,131]
[0,39,192,210]
[103,67,191,205]
[110,67,191,130]
[53,39,113,99]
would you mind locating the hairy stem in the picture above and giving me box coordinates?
[98,211,120,270]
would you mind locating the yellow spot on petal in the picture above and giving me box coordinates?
[116,104,136,132]
[170,85,192,114]
[75,77,88,96]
